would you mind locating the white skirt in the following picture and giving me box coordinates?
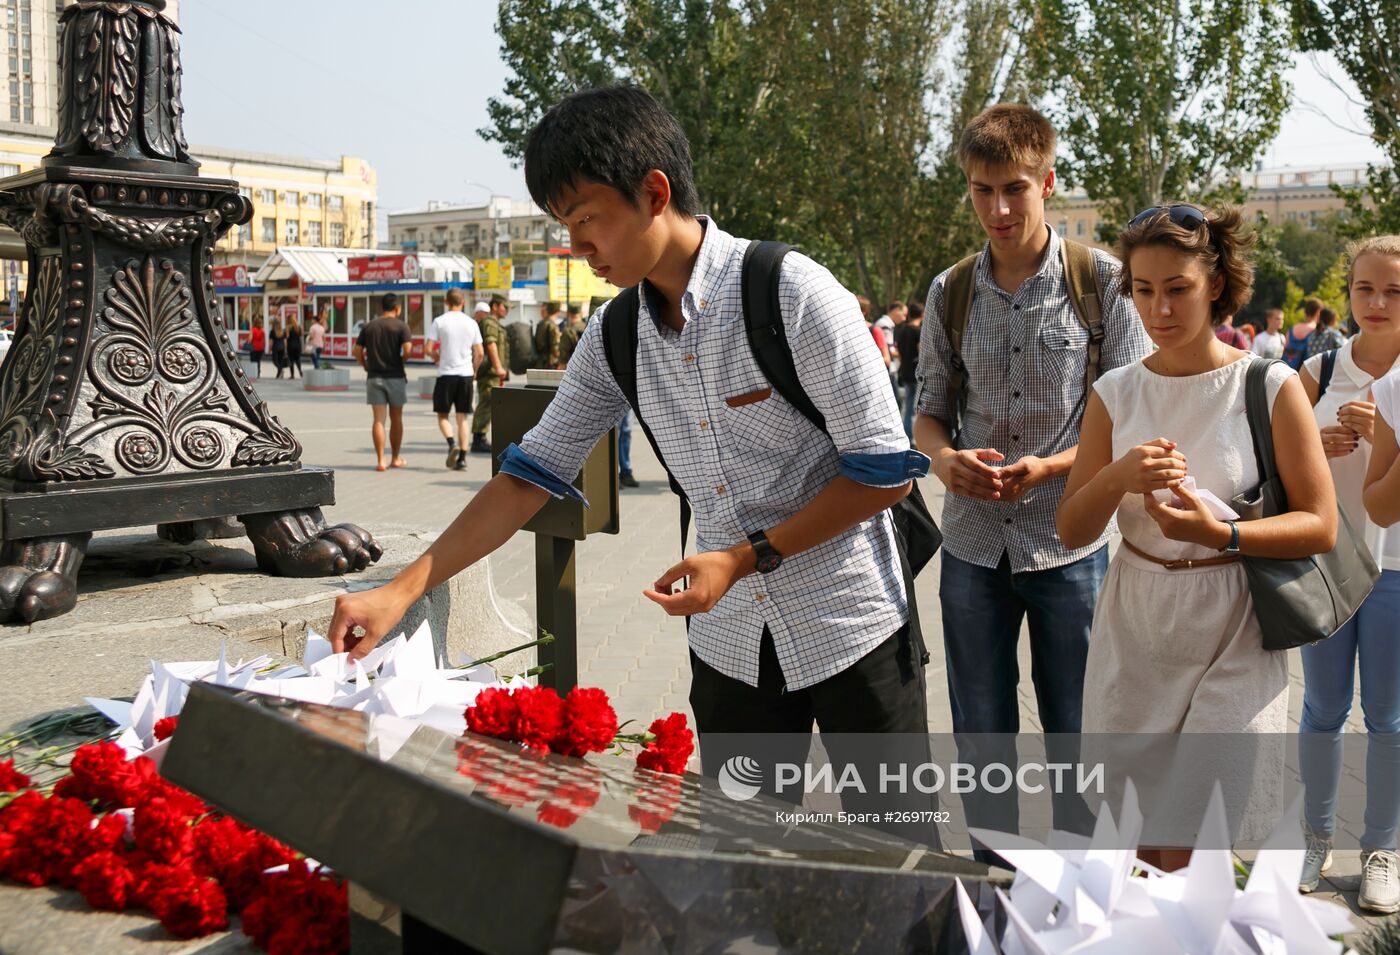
[1082,545,1288,843]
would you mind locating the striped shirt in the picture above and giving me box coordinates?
[916,226,1151,572]
[498,219,929,690]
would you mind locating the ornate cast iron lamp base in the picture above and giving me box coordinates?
[0,0,380,622]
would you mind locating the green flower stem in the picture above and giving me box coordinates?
[456,631,557,670]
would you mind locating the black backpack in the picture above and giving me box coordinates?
[506,320,536,375]
[601,240,941,673]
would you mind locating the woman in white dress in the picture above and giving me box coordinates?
[1056,204,1337,869]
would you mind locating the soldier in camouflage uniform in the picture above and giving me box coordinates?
[470,295,510,454]
[559,304,587,366]
[533,301,563,369]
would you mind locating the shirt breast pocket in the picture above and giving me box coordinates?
[1037,324,1089,383]
[721,391,804,452]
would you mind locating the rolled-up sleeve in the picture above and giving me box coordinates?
[780,255,930,487]
[507,306,631,501]
[916,272,954,423]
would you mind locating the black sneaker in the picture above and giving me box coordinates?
[444,440,458,469]
[453,451,467,471]
[619,471,639,488]
[470,435,491,454]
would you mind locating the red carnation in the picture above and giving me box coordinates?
[635,712,694,776]
[57,743,157,810]
[242,861,348,953]
[0,758,30,793]
[134,798,195,864]
[153,716,179,741]
[464,687,519,739]
[149,869,229,938]
[138,778,208,818]
[72,850,135,911]
[512,685,566,751]
[82,812,129,856]
[2,794,93,886]
[553,687,619,757]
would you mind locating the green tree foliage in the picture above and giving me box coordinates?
[1243,212,1349,326]
[1312,253,1349,317]
[1027,0,1291,241]
[1281,277,1305,327]
[481,0,954,304]
[1292,0,1400,235]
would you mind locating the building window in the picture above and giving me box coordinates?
[328,195,342,212]
[284,220,299,244]
[283,191,298,208]
[258,189,275,205]
[1076,220,1085,237]
[306,193,321,210]
[0,163,15,176]
[329,222,344,246]
[1058,220,1068,236]
[238,223,251,246]
[307,221,321,245]
[261,217,276,243]
[238,186,251,199]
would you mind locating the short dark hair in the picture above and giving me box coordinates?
[907,301,924,321]
[524,86,699,220]
[445,288,465,307]
[380,292,399,313]
[1319,307,1339,328]
[1303,297,1323,318]
[544,301,561,313]
[567,304,582,316]
[887,300,905,314]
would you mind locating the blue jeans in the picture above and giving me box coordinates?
[1300,569,1400,850]
[618,411,632,475]
[899,380,918,439]
[940,547,1107,847]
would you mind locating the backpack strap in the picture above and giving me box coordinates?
[1060,238,1106,395]
[601,286,692,556]
[1318,348,1338,401]
[1243,358,1280,492]
[740,241,824,432]
[940,253,980,438]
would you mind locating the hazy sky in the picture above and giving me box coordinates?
[178,1,1385,235]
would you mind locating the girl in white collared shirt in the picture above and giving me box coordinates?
[1297,234,1400,905]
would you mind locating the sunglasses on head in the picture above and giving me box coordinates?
[1129,203,1208,231]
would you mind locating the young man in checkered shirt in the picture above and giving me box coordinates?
[329,87,938,837]
[914,105,1151,850]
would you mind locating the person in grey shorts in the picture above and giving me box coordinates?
[354,292,413,471]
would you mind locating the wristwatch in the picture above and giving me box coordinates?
[747,530,783,574]
[1221,521,1241,555]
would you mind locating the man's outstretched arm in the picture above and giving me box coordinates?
[328,473,549,659]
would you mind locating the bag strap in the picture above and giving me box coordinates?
[1243,358,1282,494]
[941,252,980,436]
[1060,238,1106,394]
[601,286,692,555]
[1318,349,1338,401]
[740,241,827,432]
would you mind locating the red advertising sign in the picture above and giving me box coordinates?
[409,338,426,360]
[211,264,250,287]
[327,336,350,358]
[333,295,347,309]
[347,254,420,282]
[408,294,423,310]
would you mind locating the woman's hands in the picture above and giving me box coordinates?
[1109,438,1188,494]
[1141,483,1231,549]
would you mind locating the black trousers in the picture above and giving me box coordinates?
[689,625,940,847]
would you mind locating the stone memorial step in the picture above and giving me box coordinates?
[303,367,350,392]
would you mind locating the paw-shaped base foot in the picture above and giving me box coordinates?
[240,508,382,578]
[0,532,90,623]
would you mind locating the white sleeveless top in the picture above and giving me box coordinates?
[1092,354,1294,562]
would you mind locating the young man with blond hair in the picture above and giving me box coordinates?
[913,104,1151,853]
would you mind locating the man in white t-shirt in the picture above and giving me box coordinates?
[425,288,485,470]
[1252,308,1286,360]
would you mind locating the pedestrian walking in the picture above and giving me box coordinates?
[330,86,939,847]
[469,295,510,454]
[1056,203,1336,869]
[354,292,412,472]
[1252,308,1286,360]
[1283,298,1323,369]
[914,104,1151,857]
[1300,235,1400,909]
[560,304,587,366]
[1306,307,1347,359]
[307,311,327,370]
[287,318,304,379]
[248,322,264,377]
[894,301,923,438]
[270,321,288,379]
[426,288,484,471]
[617,410,637,487]
[534,301,564,369]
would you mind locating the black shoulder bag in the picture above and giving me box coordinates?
[1230,358,1379,650]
